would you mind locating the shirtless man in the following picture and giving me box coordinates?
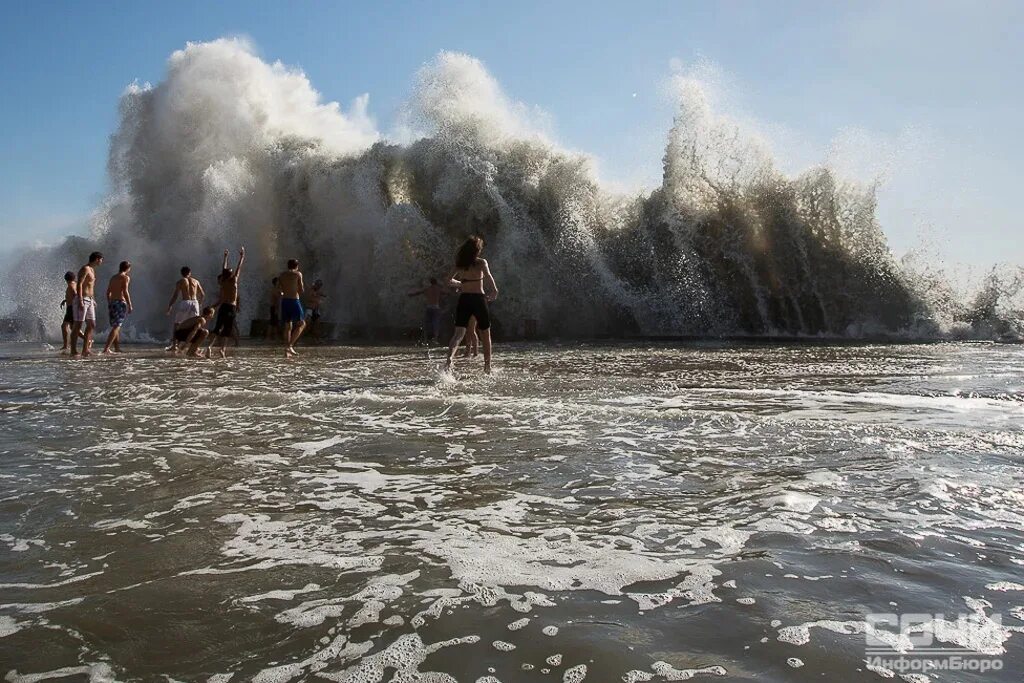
[102,261,133,354]
[166,266,205,351]
[408,277,445,345]
[278,259,306,358]
[304,279,327,342]
[208,248,245,358]
[172,306,216,357]
[59,271,84,353]
[71,251,103,357]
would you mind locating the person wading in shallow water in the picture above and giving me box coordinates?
[59,271,84,353]
[71,251,103,357]
[208,247,245,359]
[165,266,205,352]
[408,277,445,345]
[278,259,306,357]
[102,260,133,354]
[445,236,499,374]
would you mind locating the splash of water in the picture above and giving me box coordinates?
[2,39,1020,340]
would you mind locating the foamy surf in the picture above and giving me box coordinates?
[1,341,1022,680]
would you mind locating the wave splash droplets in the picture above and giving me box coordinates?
[3,39,1020,339]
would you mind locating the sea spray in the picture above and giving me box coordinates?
[2,39,1020,340]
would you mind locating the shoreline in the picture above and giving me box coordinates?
[0,335,1017,363]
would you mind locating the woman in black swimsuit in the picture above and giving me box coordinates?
[446,236,499,374]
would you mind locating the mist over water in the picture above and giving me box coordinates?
[1,38,1021,339]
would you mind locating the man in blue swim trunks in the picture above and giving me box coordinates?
[277,259,306,358]
[102,260,132,355]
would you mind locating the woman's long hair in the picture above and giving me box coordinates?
[455,236,484,269]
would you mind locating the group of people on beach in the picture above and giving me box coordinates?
[58,236,499,372]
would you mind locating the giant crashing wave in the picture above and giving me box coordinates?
[3,38,1021,340]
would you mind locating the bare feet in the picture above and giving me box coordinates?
[204,348,212,359]
[285,347,296,358]
[188,350,204,358]
[484,364,492,374]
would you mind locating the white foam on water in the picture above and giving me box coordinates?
[763,492,820,513]
[546,654,562,666]
[778,619,913,652]
[543,626,559,636]
[252,635,370,683]
[240,583,322,603]
[736,597,756,605]
[0,615,25,637]
[93,518,151,531]
[493,640,516,651]
[623,662,727,681]
[322,633,478,683]
[786,658,803,668]
[0,534,46,552]
[0,571,104,589]
[986,581,1024,591]
[865,662,895,678]
[1,598,85,614]
[562,664,586,682]
[290,435,357,457]
[507,617,530,631]
[906,597,1012,655]
[210,513,385,572]
[6,663,116,683]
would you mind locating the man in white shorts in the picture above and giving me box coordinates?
[165,265,205,351]
[71,251,104,357]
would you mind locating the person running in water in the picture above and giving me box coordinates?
[101,260,133,354]
[59,271,83,353]
[71,251,103,357]
[446,236,498,374]
[278,259,306,357]
[166,266,205,352]
[208,248,245,358]
[172,306,216,357]
[408,277,445,345]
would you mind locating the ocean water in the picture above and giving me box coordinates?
[0,341,1022,682]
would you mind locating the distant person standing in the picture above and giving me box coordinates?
[166,266,205,352]
[278,259,306,357]
[445,236,499,374]
[71,251,103,357]
[208,247,245,358]
[304,279,327,342]
[102,261,133,354]
[264,277,282,341]
[408,277,445,345]
[59,271,83,354]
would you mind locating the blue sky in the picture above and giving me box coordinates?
[1,0,1020,270]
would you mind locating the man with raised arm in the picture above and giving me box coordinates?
[165,266,205,352]
[101,260,133,354]
[278,259,306,358]
[71,251,104,357]
[208,247,245,359]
